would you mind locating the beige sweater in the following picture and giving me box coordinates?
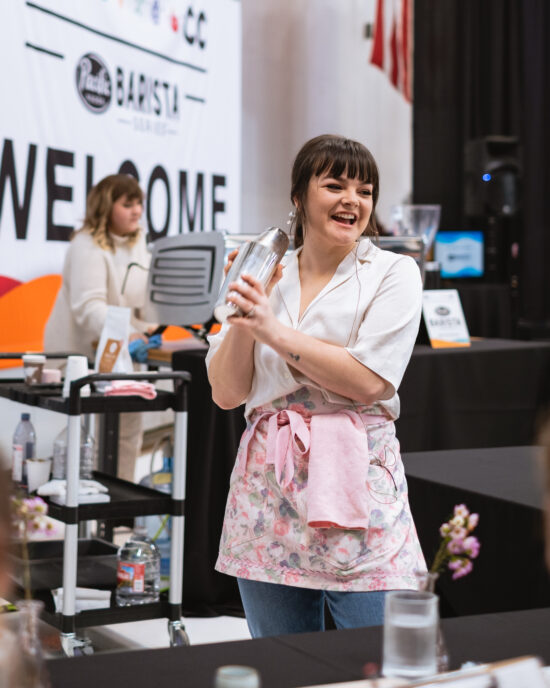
[44,230,153,360]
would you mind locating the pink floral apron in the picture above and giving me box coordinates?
[216,387,426,591]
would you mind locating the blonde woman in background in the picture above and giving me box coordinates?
[45,174,156,481]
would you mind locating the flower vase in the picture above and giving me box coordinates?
[16,599,50,688]
[414,571,450,673]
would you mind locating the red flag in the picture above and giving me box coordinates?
[370,0,385,69]
[390,14,399,88]
[369,0,413,103]
[401,0,412,101]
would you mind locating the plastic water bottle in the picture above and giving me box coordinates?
[52,423,95,480]
[115,526,161,606]
[12,413,36,488]
[135,454,172,581]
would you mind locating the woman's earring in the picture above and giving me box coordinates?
[286,210,296,226]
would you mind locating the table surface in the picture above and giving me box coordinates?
[155,335,550,362]
[411,337,550,356]
[403,445,544,509]
[46,607,550,688]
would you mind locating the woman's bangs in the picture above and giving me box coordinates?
[313,144,376,185]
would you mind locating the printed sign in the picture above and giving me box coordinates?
[0,0,241,281]
[422,289,470,348]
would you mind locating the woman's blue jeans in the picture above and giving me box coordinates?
[237,578,387,638]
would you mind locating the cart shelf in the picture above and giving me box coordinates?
[0,379,184,414]
[43,598,173,630]
[43,471,180,523]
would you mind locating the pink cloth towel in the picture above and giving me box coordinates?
[104,380,157,399]
[238,408,384,530]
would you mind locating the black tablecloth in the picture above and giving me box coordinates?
[173,341,550,616]
[396,339,550,452]
[452,282,514,339]
[177,350,245,617]
[404,445,550,616]
[47,607,550,688]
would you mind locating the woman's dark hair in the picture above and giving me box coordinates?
[289,134,380,248]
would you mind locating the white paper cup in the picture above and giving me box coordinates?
[26,458,52,493]
[62,356,91,398]
[22,354,46,385]
[41,368,62,384]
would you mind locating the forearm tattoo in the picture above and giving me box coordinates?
[288,352,300,362]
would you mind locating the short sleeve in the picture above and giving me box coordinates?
[345,255,422,396]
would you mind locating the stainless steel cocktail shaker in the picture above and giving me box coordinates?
[214,227,289,323]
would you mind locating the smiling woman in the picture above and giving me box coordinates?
[206,134,426,638]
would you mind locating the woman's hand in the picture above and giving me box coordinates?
[224,249,239,276]
[129,332,148,343]
[226,270,282,344]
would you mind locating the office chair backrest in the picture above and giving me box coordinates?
[143,232,225,326]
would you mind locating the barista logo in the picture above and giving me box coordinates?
[75,53,112,113]
[435,306,451,316]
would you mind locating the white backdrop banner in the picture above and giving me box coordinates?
[0,0,241,281]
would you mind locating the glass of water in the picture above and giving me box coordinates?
[382,590,439,679]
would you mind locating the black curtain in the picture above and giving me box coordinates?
[413,0,550,335]
[520,1,550,333]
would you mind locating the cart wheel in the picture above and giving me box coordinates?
[60,633,94,657]
[168,619,190,647]
[73,641,94,657]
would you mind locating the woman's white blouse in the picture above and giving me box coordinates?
[206,238,422,420]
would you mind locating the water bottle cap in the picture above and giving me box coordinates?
[133,525,148,538]
[21,413,30,421]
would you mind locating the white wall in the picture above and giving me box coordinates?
[240,0,412,233]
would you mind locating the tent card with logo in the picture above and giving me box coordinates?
[422,289,471,348]
[0,0,241,282]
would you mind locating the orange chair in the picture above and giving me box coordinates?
[0,274,62,369]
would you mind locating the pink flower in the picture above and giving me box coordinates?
[254,452,266,466]
[27,497,47,514]
[463,536,480,558]
[429,503,480,579]
[467,513,479,530]
[454,504,469,519]
[451,559,473,580]
[439,523,451,537]
[450,525,467,540]
[283,570,301,585]
[447,538,464,555]
[273,519,290,537]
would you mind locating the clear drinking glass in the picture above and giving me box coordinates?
[382,590,438,679]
